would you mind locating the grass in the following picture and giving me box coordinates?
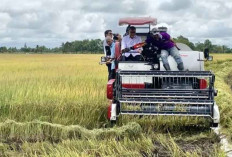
[205,56,232,140]
[0,53,231,156]
[211,53,232,61]
[0,120,142,142]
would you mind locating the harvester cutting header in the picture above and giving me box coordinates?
[102,17,219,127]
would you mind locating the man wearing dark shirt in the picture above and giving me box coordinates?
[146,28,184,71]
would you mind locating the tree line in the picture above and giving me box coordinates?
[0,36,231,53]
[173,36,232,53]
[0,39,103,54]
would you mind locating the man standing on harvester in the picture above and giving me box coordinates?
[146,28,184,71]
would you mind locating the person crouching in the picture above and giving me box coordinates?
[146,28,184,71]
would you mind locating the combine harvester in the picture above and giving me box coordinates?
[104,17,220,127]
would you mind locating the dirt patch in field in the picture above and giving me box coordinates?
[153,136,220,157]
[177,137,219,156]
[151,126,220,157]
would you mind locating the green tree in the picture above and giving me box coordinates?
[173,35,195,50]
[195,42,205,52]
[0,47,7,53]
[204,39,212,50]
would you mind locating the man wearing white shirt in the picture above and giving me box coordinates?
[121,26,142,61]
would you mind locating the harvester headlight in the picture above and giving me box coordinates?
[101,56,106,62]
[154,64,159,69]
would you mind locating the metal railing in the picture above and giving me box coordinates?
[115,70,215,118]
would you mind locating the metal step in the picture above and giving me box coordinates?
[140,105,211,113]
[120,110,212,117]
[122,95,209,99]
[119,98,214,105]
[122,89,210,92]
[122,92,209,99]
[118,70,214,77]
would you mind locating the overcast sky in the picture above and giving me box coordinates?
[0,0,231,48]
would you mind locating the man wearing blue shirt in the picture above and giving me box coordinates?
[105,37,116,79]
[103,30,113,80]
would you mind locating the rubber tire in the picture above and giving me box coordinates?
[110,120,117,127]
[211,123,219,128]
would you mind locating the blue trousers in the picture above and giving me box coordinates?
[161,47,183,65]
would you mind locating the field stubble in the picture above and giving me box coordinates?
[0,53,231,156]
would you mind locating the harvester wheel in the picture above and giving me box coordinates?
[110,120,117,127]
[211,122,219,128]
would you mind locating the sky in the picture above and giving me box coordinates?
[0,0,231,48]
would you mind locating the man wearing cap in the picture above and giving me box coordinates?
[146,28,184,71]
[121,26,142,61]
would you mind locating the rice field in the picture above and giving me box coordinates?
[0,53,231,156]
[0,54,107,128]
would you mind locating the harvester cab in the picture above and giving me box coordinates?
[106,17,219,127]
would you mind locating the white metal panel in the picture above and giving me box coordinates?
[119,51,204,72]
[110,103,117,121]
[118,62,153,83]
[176,43,192,51]
[118,62,151,71]
[118,51,205,83]
[213,102,220,123]
[160,51,205,71]
[121,76,153,83]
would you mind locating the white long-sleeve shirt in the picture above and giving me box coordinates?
[103,39,108,56]
[121,35,142,57]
